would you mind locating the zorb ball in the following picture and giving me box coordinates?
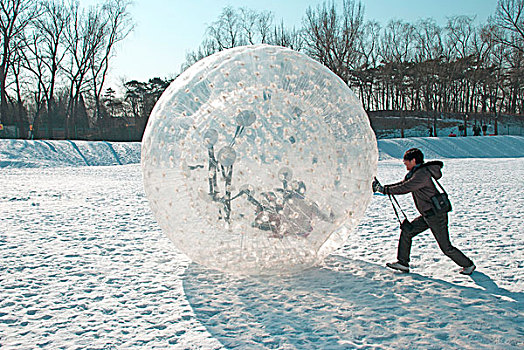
[142,45,378,275]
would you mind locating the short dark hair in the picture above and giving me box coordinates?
[403,148,424,164]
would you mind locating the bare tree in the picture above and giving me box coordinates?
[303,0,366,84]
[492,0,524,123]
[270,21,304,50]
[207,6,241,50]
[413,19,443,62]
[22,0,70,137]
[359,20,381,67]
[183,38,218,71]
[493,0,524,53]
[239,7,258,45]
[410,19,444,127]
[352,20,381,110]
[89,0,133,127]
[63,1,103,138]
[379,20,415,63]
[0,0,39,124]
[446,16,476,59]
[183,7,280,71]
[256,10,273,44]
[8,44,30,137]
[377,20,415,111]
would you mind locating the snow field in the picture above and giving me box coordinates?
[1,156,522,348]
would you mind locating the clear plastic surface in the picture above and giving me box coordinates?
[142,45,378,275]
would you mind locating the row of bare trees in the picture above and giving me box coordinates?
[0,0,132,139]
[1,0,522,140]
[185,0,524,124]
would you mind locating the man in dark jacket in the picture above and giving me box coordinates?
[372,148,476,275]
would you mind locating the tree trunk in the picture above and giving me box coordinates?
[433,110,438,137]
[0,52,7,125]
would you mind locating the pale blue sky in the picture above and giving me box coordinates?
[82,0,498,88]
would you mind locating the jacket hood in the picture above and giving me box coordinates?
[418,160,443,179]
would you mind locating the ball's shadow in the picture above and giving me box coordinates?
[183,256,523,349]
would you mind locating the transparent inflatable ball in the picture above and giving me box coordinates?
[142,44,378,275]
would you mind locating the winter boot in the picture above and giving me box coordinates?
[459,264,476,275]
[386,261,409,273]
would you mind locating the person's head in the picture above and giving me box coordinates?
[403,148,424,170]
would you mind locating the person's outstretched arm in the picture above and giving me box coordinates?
[384,172,426,195]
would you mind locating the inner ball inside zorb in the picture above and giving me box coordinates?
[141,45,378,275]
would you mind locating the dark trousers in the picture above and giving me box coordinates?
[397,213,473,267]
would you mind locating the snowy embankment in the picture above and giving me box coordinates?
[0,135,523,168]
[378,135,524,159]
[0,139,140,168]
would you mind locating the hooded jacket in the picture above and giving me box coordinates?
[384,160,444,215]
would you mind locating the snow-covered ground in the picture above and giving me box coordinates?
[1,137,523,349]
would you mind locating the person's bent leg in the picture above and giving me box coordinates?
[397,216,428,266]
[426,213,473,267]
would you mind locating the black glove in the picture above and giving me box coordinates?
[372,177,384,194]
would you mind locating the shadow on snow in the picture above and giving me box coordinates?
[183,255,523,349]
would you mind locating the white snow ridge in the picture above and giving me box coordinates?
[1,136,523,349]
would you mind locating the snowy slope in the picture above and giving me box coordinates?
[0,135,523,169]
[0,139,140,168]
[378,135,524,160]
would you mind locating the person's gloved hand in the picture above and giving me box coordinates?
[372,177,384,194]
